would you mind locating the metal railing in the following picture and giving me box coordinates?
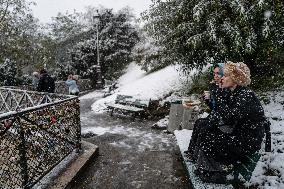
[0,87,81,188]
[5,79,94,95]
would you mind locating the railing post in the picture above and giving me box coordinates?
[18,118,29,188]
[75,98,81,152]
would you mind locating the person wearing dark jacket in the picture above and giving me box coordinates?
[204,63,225,111]
[37,69,55,93]
[185,63,230,159]
[194,61,268,183]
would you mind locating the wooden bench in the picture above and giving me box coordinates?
[232,152,261,183]
[232,119,271,185]
[106,95,149,118]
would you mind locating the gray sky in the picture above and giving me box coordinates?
[31,0,153,23]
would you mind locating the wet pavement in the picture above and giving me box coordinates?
[70,93,190,189]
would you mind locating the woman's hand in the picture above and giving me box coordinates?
[219,78,224,88]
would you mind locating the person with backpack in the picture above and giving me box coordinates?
[37,69,55,93]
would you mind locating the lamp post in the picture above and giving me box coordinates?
[93,10,103,89]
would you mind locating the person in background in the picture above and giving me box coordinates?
[37,69,55,93]
[32,71,40,90]
[66,74,79,95]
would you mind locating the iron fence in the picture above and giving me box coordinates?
[0,87,81,188]
[4,79,93,95]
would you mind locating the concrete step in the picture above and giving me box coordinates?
[33,140,99,189]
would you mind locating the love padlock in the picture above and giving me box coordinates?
[3,119,12,129]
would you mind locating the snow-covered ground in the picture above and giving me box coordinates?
[250,90,284,188]
[85,62,188,113]
[80,63,284,188]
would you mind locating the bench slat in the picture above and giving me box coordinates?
[106,103,144,112]
[233,153,261,182]
[107,95,149,118]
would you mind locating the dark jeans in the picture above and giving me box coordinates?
[187,118,209,160]
[188,118,263,184]
[188,118,248,164]
[186,118,229,183]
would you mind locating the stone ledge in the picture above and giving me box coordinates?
[43,141,99,189]
[174,129,233,189]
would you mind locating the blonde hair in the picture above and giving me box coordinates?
[224,61,251,86]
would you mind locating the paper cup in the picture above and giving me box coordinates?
[204,91,210,99]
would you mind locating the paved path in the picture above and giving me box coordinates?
[70,92,190,189]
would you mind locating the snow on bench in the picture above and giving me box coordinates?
[174,129,234,189]
[106,95,148,118]
[106,102,145,113]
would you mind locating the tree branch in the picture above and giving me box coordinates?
[0,0,10,30]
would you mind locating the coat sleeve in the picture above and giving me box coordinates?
[213,89,263,126]
[207,84,231,111]
[65,79,75,86]
[37,78,43,92]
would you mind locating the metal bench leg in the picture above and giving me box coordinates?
[131,112,137,121]
[233,170,239,184]
[139,112,145,120]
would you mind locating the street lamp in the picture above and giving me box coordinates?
[93,10,103,89]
